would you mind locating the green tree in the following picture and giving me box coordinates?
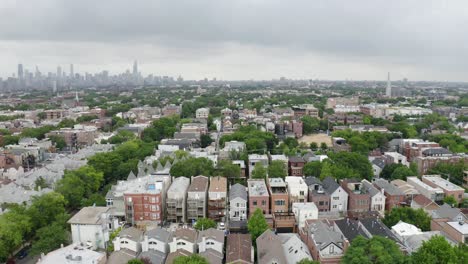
[200,134,213,148]
[34,176,49,191]
[27,192,68,230]
[108,130,136,144]
[217,160,241,179]
[170,157,215,177]
[251,163,267,179]
[49,135,67,150]
[390,166,416,181]
[411,235,458,264]
[58,118,76,128]
[0,206,32,261]
[303,161,322,177]
[341,235,406,264]
[320,142,328,150]
[194,218,216,230]
[428,160,467,186]
[247,208,269,242]
[443,195,458,207]
[173,254,209,264]
[30,222,69,256]
[309,142,318,150]
[268,160,287,179]
[301,116,320,134]
[383,207,431,231]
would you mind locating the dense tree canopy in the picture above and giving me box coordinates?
[341,236,406,264]
[251,163,267,179]
[220,125,278,153]
[194,218,216,231]
[141,116,179,142]
[170,157,214,177]
[428,160,467,187]
[268,160,287,179]
[383,207,431,231]
[301,116,321,134]
[411,236,463,264]
[216,160,241,179]
[173,254,209,264]
[332,129,393,154]
[247,208,269,242]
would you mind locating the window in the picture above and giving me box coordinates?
[236,203,240,207]
[333,197,339,200]
[261,200,266,206]
[127,197,132,203]
[333,205,337,209]
[275,200,285,206]
[177,242,186,246]
[149,241,157,245]
[152,213,157,219]
[253,201,257,206]
[121,240,129,244]
[106,200,113,206]
[329,245,334,253]
[151,205,157,211]
[319,201,324,206]
[151,197,156,203]
[127,206,133,211]
[144,204,148,209]
[299,191,304,196]
[206,241,214,245]
[144,196,148,200]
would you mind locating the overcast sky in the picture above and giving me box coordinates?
[1,0,467,81]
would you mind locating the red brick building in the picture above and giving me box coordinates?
[288,156,306,176]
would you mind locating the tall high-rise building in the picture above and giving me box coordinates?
[70,64,74,78]
[133,60,138,76]
[386,72,392,97]
[18,64,24,80]
[57,66,62,79]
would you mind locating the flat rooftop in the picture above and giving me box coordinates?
[248,180,269,197]
[422,175,464,191]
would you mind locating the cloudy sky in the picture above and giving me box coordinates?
[1,0,467,81]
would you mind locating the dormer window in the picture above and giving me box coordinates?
[177,242,186,246]
[149,241,157,245]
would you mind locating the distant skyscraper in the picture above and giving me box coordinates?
[18,64,24,80]
[386,72,392,97]
[70,64,74,78]
[57,66,62,79]
[133,60,138,76]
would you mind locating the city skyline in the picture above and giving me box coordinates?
[1,1,468,82]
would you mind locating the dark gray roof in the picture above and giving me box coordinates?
[289,156,305,163]
[372,158,386,169]
[334,219,368,242]
[229,183,247,201]
[256,230,287,264]
[322,177,340,194]
[422,148,451,156]
[308,221,345,250]
[432,204,467,220]
[146,227,172,243]
[359,218,399,242]
[304,176,322,186]
[362,180,381,197]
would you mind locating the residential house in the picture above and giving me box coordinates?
[248,154,268,177]
[166,177,190,223]
[187,176,209,223]
[268,178,289,213]
[391,179,420,200]
[288,156,305,176]
[373,179,406,211]
[247,179,270,216]
[166,228,198,263]
[226,233,254,264]
[292,202,319,229]
[340,179,370,216]
[113,227,144,254]
[300,219,348,264]
[208,176,227,221]
[322,177,348,213]
[140,227,172,264]
[407,177,445,202]
[305,177,330,212]
[285,176,308,206]
[197,228,225,264]
[410,194,440,214]
[422,175,465,203]
[232,160,247,179]
[256,230,287,264]
[391,221,423,242]
[362,180,386,216]
[196,108,210,119]
[229,183,248,222]
[334,217,401,245]
[68,206,112,250]
[37,244,107,264]
[278,233,312,264]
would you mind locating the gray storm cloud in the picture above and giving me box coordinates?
[1,0,467,81]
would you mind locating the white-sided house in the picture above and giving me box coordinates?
[322,177,348,212]
[285,176,308,205]
[68,206,112,250]
[140,227,173,264]
[229,183,248,222]
[292,202,319,229]
[169,228,198,254]
[391,221,423,242]
[362,180,386,216]
[113,227,144,253]
[197,228,225,264]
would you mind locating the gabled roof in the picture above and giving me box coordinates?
[322,177,340,194]
[432,204,467,220]
[373,179,404,196]
[173,228,197,243]
[359,218,399,242]
[334,218,368,242]
[230,183,247,201]
[127,171,136,181]
[362,180,382,197]
[119,227,144,242]
[146,227,172,243]
[308,221,345,250]
[226,233,252,264]
[197,228,224,244]
[304,176,322,186]
[256,230,287,264]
